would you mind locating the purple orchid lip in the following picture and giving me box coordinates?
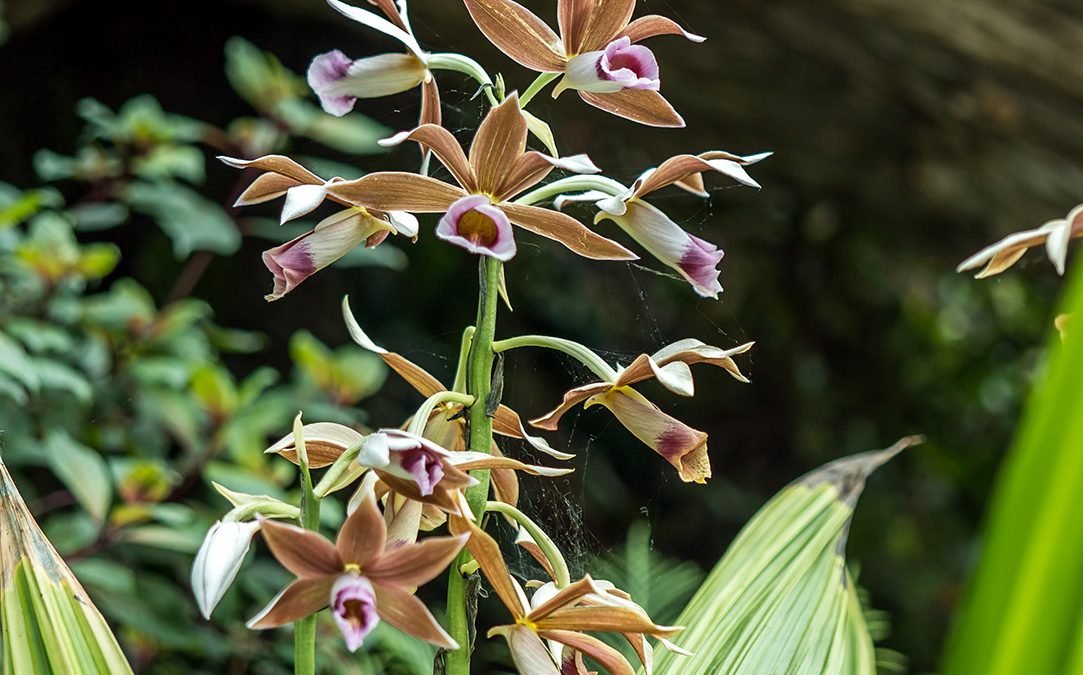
[330,573,381,652]
[262,237,317,300]
[308,50,358,116]
[397,446,446,496]
[678,234,725,298]
[436,195,517,261]
[597,37,660,90]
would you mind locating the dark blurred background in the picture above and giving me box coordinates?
[3,0,1081,671]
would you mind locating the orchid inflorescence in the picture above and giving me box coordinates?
[194,0,769,672]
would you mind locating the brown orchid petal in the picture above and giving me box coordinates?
[558,0,591,54]
[328,172,465,212]
[674,172,707,198]
[615,15,706,45]
[622,632,653,673]
[385,124,476,191]
[367,0,407,30]
[336,492,388,567]
[420,76,442,127]
[470,94,528,195]
[578,0,635,52]
[418,503,449,531]
[515,528,557,581]
[530,383,612,431]
[384,353,448,397]
[493,405,576,460]
[538,605,680,637]
[542,630,636,675]
[259,519,343,578]
[422,408,467,450]
[460,521,529,619]
[266,422,365,468]
[651,339,754,383]
[372,583,458,649]
[633,155,716,199]
[235,172,302,206]
[490,447,521,509]
[612,354,694,396]
[491,624,561,674]
[588,388,711,483]
[218,155,324,186]
[462,0,565,72]
[497,151,571,202]
[247,577,333,629]
[375,472,465,515]
[450,451,574,478]
[365,533,468,586]
[579,89,684,128]
[500,203,637,261]
[528,576,603,622]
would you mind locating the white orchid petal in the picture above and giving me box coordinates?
[326,0,425,60]
[281,184,329,224]
[192,520,261,619]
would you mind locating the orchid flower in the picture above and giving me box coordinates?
[455,519,681,674]
[957,203,1083,278]
[461,0,703,127]
[309,0,441,130]
[512,336,753,483]
[219,154,418,300]
[326,93,636,262]
[248,491,467,652]
[552,151,770,298]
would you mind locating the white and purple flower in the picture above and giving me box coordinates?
[561,37,660,94]
[308,49,428,117]
[330,574,380,652]
[435,195,517,261]
[357,429,458,497]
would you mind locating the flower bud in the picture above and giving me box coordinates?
[191,519,261,619]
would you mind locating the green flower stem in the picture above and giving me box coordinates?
[292,416,321,675]
[406,391,476,436]
[513,175,629,207]
[485,501,571,588]
[427,53,500,106]
[519,72,562,109]
[445,257,503,675]
[492,335,618,382]
[451,326,477,394]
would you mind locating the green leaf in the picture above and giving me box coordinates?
[69,202,130,231]
[0,331,41,393]
[125,181,240,256]
[654,438,920,675]
[224,37,306,112]
[942,263,1083,675]
[133,144,206,184]
[43,431,112,523]
[276,98,390,154]
[34,359,93,404]
[190,363,239,416]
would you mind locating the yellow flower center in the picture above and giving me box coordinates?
[458,209,499,247]
[344,563,361,574]
[516,617,539,632]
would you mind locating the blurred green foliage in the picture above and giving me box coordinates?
[0,38,421,674]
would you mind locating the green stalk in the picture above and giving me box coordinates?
[492,335,618,382]
[485,501,571,588]
[292,416,320,675]
[445,257,502,675]
[518,72,561,109]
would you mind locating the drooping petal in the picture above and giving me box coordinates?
[343,297,448,397]
[326,0,425,59]
[578,89,684,128]
[530,382,612,431]
[615,15,706,44]
[613,354,695,396]
[541,630,637,675]
[957,205,1083,278]
[280,184,330,224]
[364,533,468,587]
[219,154,324,186]
[379,124,476,191]
[515,527,557,580]
[493,404,576,460]
[448,451,574,478]
[258,518,343,578]
[462,0,566,72]
[330,574,381,651]
[437,195,518,261]
[577,0,636,52]
[500,202,636,261]
[367,0,410,30]
[419,76,441,127]
[596,199,723,298]
[335,491,388,567]
[633,151,767,199]
[585,388,711,483]
[266,422,365,468]
[235,172,302,207]
[192,520,261,619]
[490,625,561,674]
[328,172,465,212]
[372,583,459,649]
[308,51,427,116]
[247,577,334,629]
[527,576,604,623]
[261,208,391,301]
[455,520,529,619]
[470,93,529,195]
[538,605,680,637]
[648,339,753,383]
